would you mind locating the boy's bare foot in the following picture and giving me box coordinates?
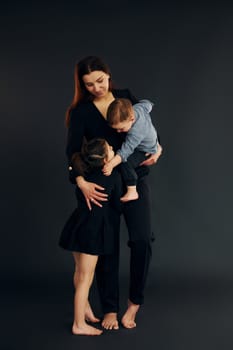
[72,322,103,336]
[120,192,139,202]
[85,302,100,323]
[101,312,119,330]
[121,300,140,329]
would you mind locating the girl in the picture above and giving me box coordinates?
[59,138,122,335]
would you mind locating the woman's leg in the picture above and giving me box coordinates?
[96,253,120,330]
[72,252,102,335]
[122,176,154,328]
[95,214,120,330]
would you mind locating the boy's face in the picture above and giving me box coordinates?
[111,114,135,133]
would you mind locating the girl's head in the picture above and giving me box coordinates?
[72,138,114,175]
[65,56,113,127]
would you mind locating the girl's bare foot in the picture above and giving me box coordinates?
[85,302,100,323]
[72,322,103,336]
[101,312,119,330]
[121,300,140,329]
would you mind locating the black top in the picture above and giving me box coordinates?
[66,88,149,183]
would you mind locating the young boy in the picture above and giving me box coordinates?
[103,98,160,202]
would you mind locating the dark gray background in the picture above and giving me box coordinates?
[1,1,233,349]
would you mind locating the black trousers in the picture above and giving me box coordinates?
[95,175,154,313]
[120,150,147,186]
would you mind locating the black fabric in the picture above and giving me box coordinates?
[120,150,148,186]
[95,212,121,313]
[124,176,154,304]
[66,89,149,184]
[96,176,154,311]
[59,169,122,255]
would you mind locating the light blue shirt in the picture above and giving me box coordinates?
[117,99,158,162]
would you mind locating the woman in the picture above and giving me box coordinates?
[65,56,162,330]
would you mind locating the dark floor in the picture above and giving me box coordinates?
[1,275,233,350]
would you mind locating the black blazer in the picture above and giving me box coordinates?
[65,89,149,184]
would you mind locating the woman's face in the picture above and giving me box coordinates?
[82,70,110,98]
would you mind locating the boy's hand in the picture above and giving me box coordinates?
[103,162,113,176]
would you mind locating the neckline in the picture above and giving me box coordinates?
[91,91,116,119]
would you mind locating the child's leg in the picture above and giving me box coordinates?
[73,264,100,323]
[72,252,102,336]
[120,185,139,202]
[120,151,147,202]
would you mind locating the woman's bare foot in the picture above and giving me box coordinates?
[85,302,100,323]
[120,188,139,202]
[121,300,140,329]
[101,312,119,330]
[72,322,103,336]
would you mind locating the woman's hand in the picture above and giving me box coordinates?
[76,176,108,210]
[140,143,163,166]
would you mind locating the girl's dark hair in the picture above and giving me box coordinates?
[65,56,113,127]
[72,138,107,175]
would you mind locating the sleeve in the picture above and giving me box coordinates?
[137,99,154,113]
[117,131,145,162]
[66,107,86,183]
[123,91,151,178]
[124,89,139,105]
[134,99,161,144]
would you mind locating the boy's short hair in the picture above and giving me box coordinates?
[107,98,133,126]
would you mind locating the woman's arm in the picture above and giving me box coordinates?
[76,176,108,210]
[66,108,85,183]
[125,89,139,105]
[140,143,163,166]
[66,108,108,209]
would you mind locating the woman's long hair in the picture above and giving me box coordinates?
[65,56,113,127]
[71,138,107,176]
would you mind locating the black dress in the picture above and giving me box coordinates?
[59,169,122,255]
